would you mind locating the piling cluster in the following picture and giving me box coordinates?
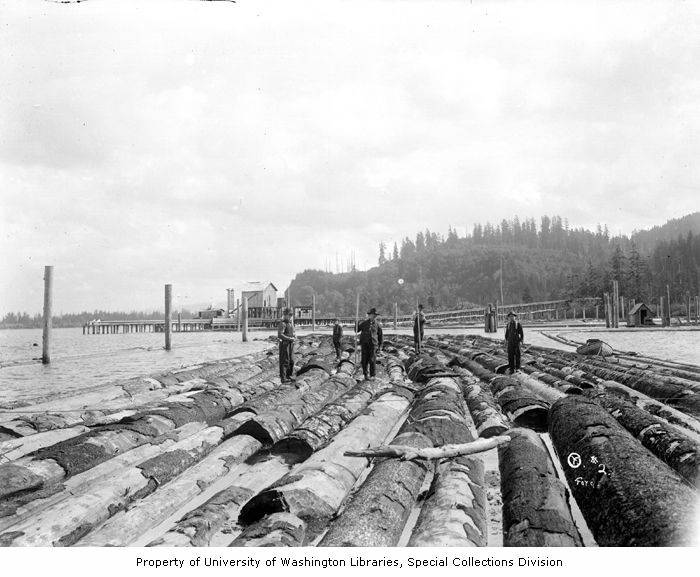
[0,332,698,547]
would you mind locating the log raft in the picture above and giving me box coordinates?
[0,333,698,548]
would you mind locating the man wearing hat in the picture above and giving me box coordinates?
[278,308,296,383]
[356,307,383,380]
[504,311,524,374]
[412,304,429,353]
[332,318,344,361]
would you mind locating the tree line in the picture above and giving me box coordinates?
[289,213,699,316]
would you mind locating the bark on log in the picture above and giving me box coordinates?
[318,429,432,547]
[449,356,549,431]
[231,371,355,446]
[272,378,393,460]
[237,390,411,539]
[549,395,697,546]
[229,512,305,547]
[499,428,582,547]
[599,380,700,438]
[584,388,699,486]
[320,359,482,547]
[147,457,290,547]
[407,455,487,547]
[450,365,511,438]
[0,426,256,546]
[75,434,262,546]
[510,373,566,404]
[0,423,207,527]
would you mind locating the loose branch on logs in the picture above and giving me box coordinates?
[344,435,511,461]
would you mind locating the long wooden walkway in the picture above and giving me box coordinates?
[83,298,601,334]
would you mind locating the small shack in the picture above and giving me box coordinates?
[627,302,652,327]
[197,308,225,320]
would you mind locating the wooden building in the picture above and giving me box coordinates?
[294,305,313,320]
[241,282,278,319]
[627,302,652,327]
[197,308,225,320]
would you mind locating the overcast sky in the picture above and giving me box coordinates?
[1,0,698,314]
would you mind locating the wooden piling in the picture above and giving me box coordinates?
[612,280,619,328]
[393,302,397,330]
[236,298,241,331]
[666,284,671,325]
[164,284,172,351]
[312,293,316,332]
[41,266,53,364]
[242,297,249,342]
[660,296,667,327]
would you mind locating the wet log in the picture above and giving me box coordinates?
[238,390,411,538]
[0,423,207,528]
[449,365,511,438]
[0,425,257,546]
[320,364,481,547]
[272,378,393,460]
[229,513,305,547]
[499,428,582,547]
[449,356,548,431]
[318,429,432,547]
[75,434,263,545]
[231,371,355,446]
[549,395,697,546]
[407,456,487,547]
[584,388,699,485]
[147,456,291,547]
[599,380,700,438]
[519,365,589,392]
[510,373,566,404]
[0,426,89,464]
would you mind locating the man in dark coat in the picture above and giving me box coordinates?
[412,304,429,353]
[332,318,343,360]
[356,308,383,381]
[504,311,524,374]
[278,308,296,383]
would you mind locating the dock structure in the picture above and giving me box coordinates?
[0,332,697,547]
[83,299,597,334]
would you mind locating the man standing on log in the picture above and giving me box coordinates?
[412,304,428,353]
[504,311,524,374]
[332,318,343,361]
[278,308,296,383]
[356,308,383,381]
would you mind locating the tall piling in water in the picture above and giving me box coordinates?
[612,280,619,328]
[42,265,53,364]
[164,284,172,351]
[242,297,249,342]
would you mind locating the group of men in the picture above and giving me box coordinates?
[277,305,524,383]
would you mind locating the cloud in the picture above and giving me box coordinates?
[1,0,699,312]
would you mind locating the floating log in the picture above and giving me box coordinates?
[0,422,207,528]
[449,356,549,431]
[599,380,700,437]
[238,390,411,538]
[318,429,432,547]
[320,358,482,547]
[549,395,697,546]
[272,378,393,460]
[0,427,258,546]
[449,365,511,438]
[584,388,699,485]
[230,513,305,547]
[147,456,290,547]
[509,373,566,404]
[76,434,264,546]
[407,456,487,547]
[499,428,582,547]
[0,426,89,465]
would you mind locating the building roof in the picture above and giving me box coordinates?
[240,281,278,294]
[629,302,650,315]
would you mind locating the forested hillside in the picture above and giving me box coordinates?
[288,214,700,316]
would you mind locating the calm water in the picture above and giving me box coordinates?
[1,325,698,407]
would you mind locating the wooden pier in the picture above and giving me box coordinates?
[82,299,598,335]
